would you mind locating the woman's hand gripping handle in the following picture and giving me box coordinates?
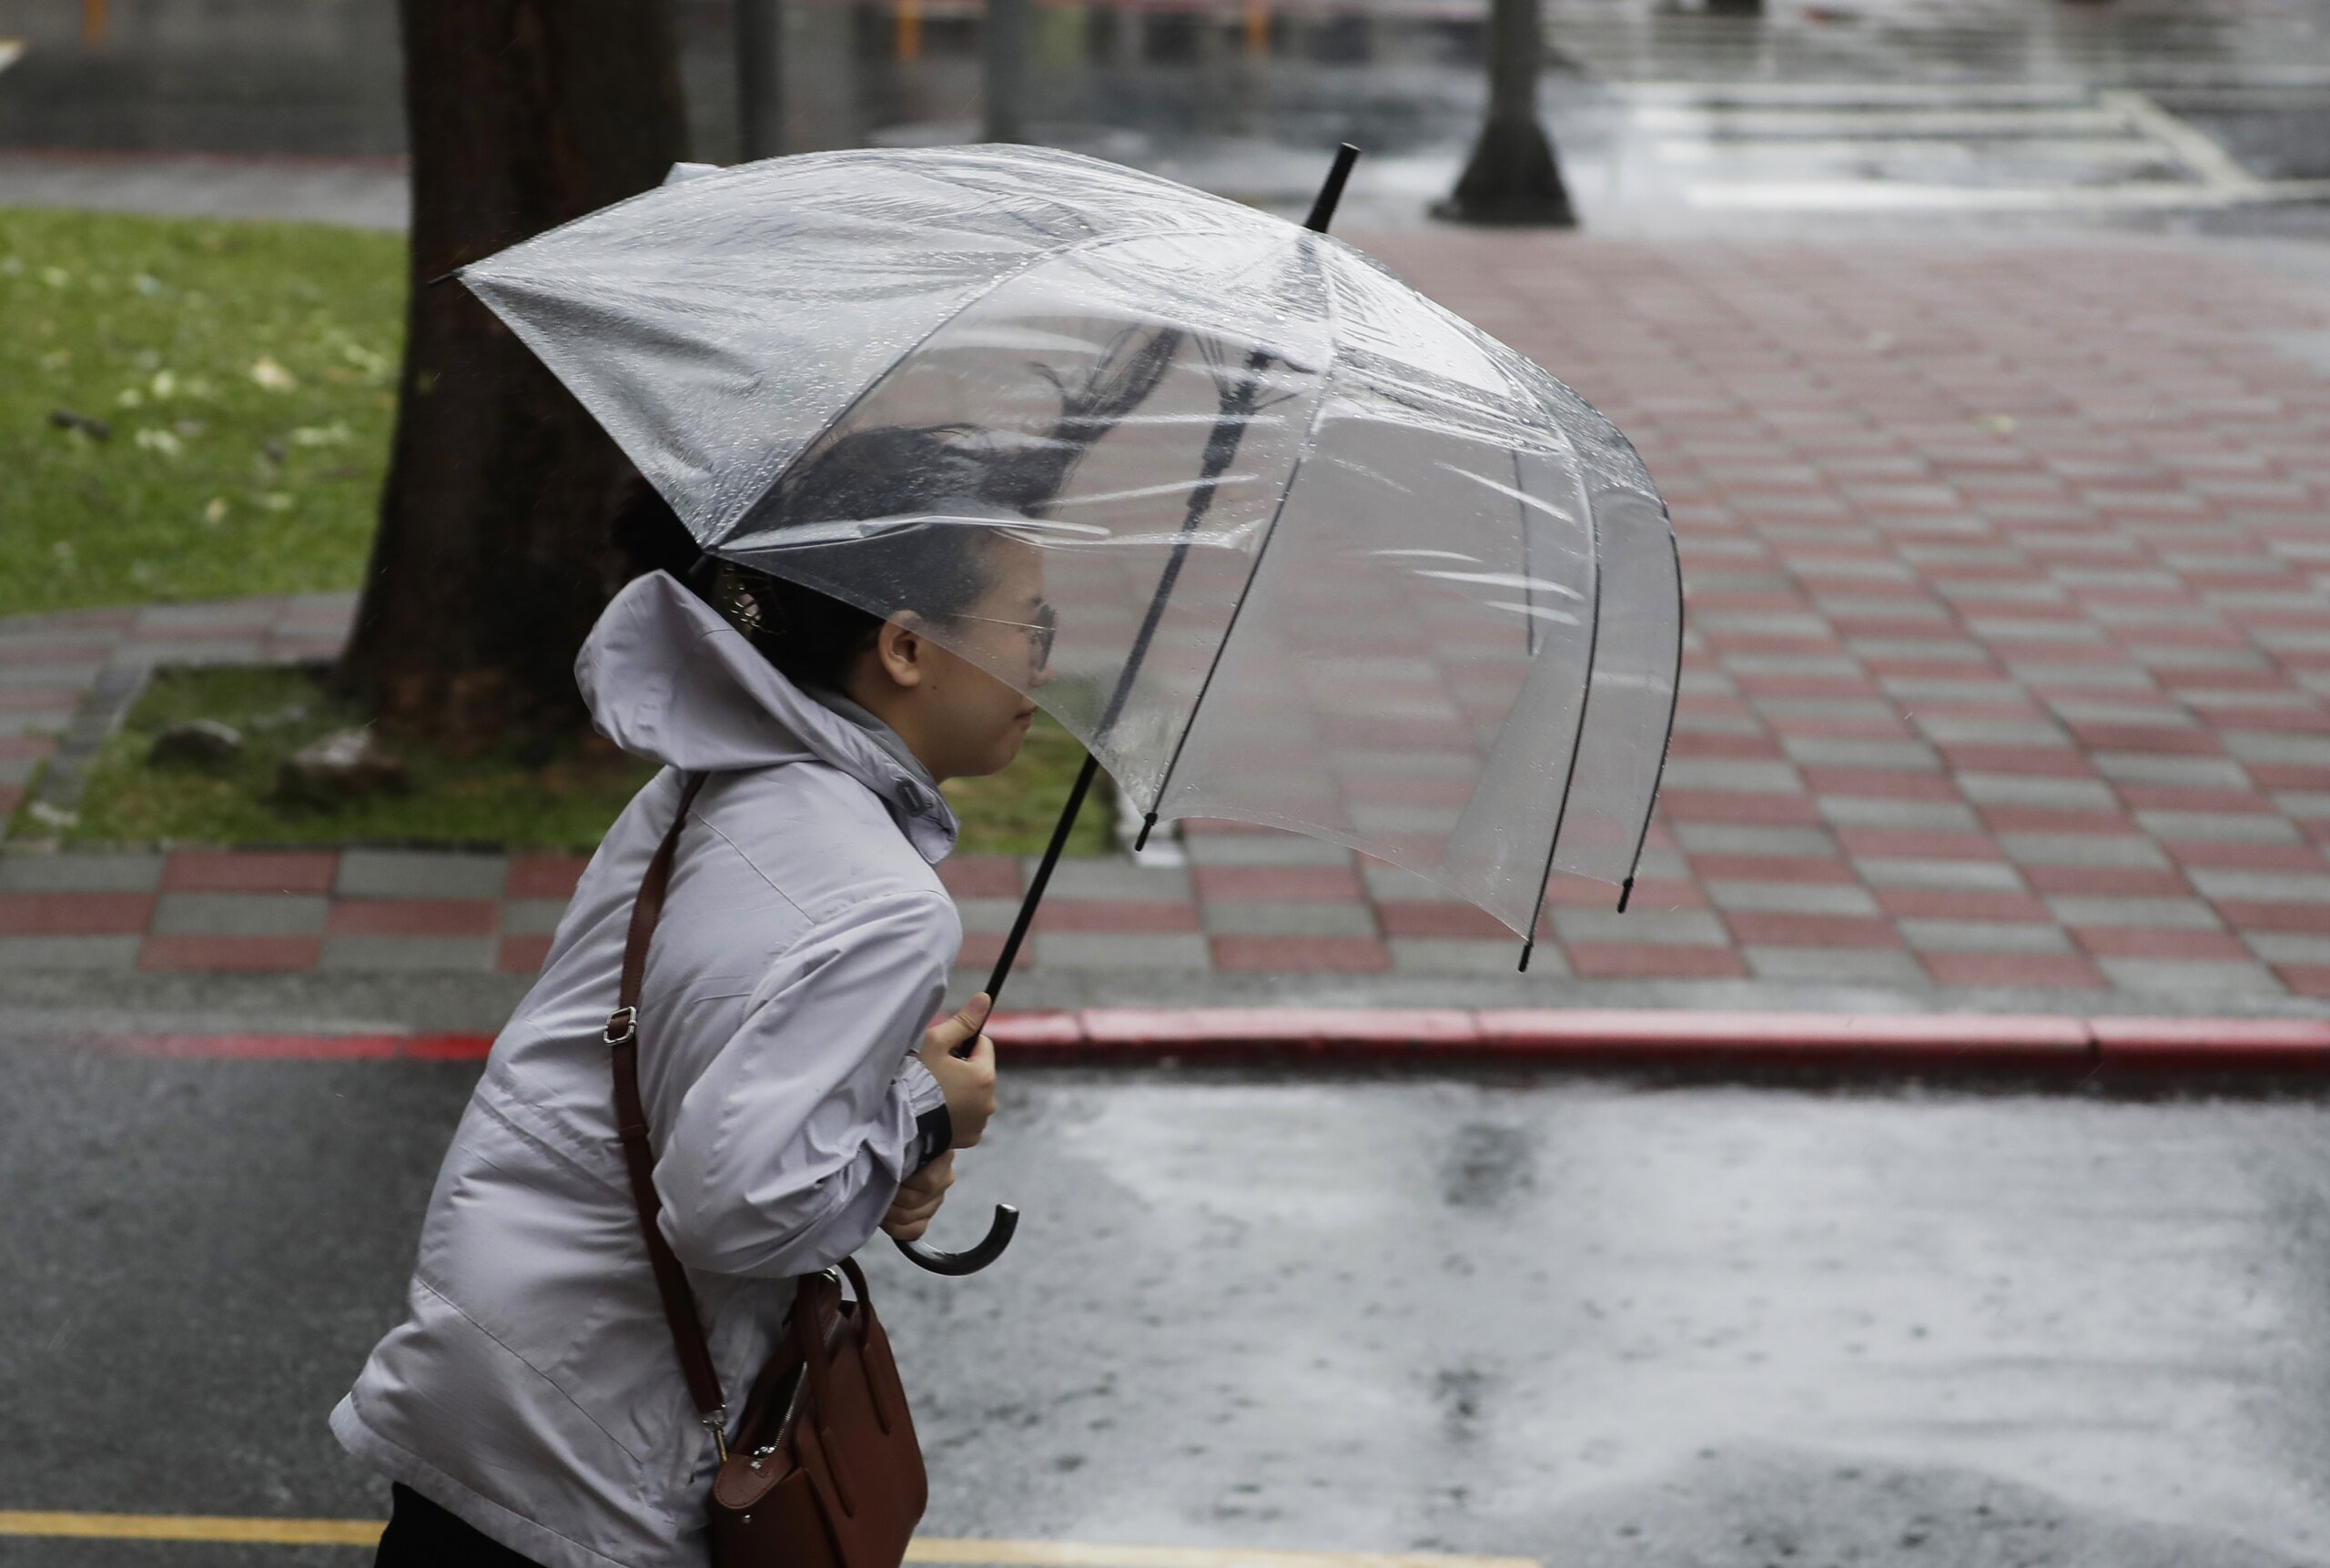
[888,994,1016,1271]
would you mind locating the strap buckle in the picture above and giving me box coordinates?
[703,1405,731,1463]
[603,1006,639,1045]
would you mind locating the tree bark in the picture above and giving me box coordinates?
[737,0,784,158]
[337,0,692,751]
[1433,0,1576,227]
[983,0,1029,142]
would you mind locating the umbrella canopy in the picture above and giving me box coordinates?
[456,145,1680,942]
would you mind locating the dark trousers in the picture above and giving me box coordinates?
[375,1482,544,1567]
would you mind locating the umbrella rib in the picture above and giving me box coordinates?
[1517,448,1537,662]
[1611,527,1687,916]
[1092,338,1284,747]
[1130,260,1342,851]
[706,230,1238,549]
[1516,458,1606,975]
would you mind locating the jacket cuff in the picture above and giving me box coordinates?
[899,1057,953,1173]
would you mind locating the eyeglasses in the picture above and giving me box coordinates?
[948,602,1057,672]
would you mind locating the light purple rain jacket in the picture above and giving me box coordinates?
[331,569,961,1568]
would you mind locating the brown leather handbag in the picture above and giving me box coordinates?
[606,771,930,1568]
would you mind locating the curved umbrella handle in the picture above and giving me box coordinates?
[893,1204,1019,1276]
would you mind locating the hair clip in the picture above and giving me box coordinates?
[719,572,767,635]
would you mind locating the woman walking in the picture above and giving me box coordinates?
[329,440,1093,1566]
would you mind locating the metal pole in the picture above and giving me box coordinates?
[983,0,1028,141]
[1434,0,1575,225]
[737,0,784,160]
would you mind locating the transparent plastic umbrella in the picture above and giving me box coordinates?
[452,144,1682,1271]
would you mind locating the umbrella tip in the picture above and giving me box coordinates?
[1616,876,1636,914]
[1302,144,1363,235]
[1516,936,1535,974]
[1132,812,1157,853]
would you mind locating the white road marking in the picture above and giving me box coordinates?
[1654,135,2169,163]
[1606,79,2329,212]
[1682,177,2330,210]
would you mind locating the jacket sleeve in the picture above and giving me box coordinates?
[652,888,960,1279]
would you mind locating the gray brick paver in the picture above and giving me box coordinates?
[1745,948,1928,985]
[2045,896,2224,930]
[2133,812,2302,845]
[1819,799,1984,831]
[1859,859,2028,892]
[2184,869,2330,904]
[2248,934,2330,966]
[1706,882,1881,916]
[319,936,497,972]
[1661,760,1802,793]
[1200,901,1378,937]
[1899,919,2073,955]
[1176,835,1355,870]
[0,936,141,969]
[0,854,166,892]
[951,897,1023,934]
[499,898,572,936]
[152,893,329,937]
[1554,909,1730,946]
[2092,754,2253,786]
[1676,824,1839,857]
[2093,958,2287,996]
[1033,933,1211,970]
[335,850,509,899]
[1028,859,1193,898]
[1999,835,2172,869]
[1388,936,1545,975]
[1957,774,2119,809]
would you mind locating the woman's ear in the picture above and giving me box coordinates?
[873,614,928,691]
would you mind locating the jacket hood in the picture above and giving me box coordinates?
[575,570,958,862]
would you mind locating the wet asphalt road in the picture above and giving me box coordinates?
[5,1022,2330,1566]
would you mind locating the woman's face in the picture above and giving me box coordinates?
[856,535,1056,784]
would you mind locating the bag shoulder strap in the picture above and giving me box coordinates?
[606,770,732,1450]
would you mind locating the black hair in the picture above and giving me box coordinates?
[687,423,1017,692]
[670,326,1183,692]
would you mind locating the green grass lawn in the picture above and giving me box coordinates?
[0,207,403,617]
[55,664,1112,857]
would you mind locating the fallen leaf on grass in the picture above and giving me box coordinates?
[47,408,112,440]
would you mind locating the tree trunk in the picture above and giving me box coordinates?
[1433,0,1576,227]
[336,0,691,751]
[983,0,1028,142]
[737,0,784,158]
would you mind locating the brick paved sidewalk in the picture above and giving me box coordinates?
[4,232,2329,1008]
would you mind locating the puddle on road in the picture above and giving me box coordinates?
[1545,1443,2324,1567]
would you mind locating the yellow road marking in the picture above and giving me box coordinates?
[0,1512,381,1546]
[0,1512,1538,1568]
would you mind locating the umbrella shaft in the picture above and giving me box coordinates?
[983,145,1366,1007]
[983,752,1101,1006]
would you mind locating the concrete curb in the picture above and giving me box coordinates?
[73,1007,2330,1076]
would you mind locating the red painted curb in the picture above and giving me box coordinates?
[67,1008,2330,1072]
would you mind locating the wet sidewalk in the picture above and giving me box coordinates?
[3,227,2328,1017]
